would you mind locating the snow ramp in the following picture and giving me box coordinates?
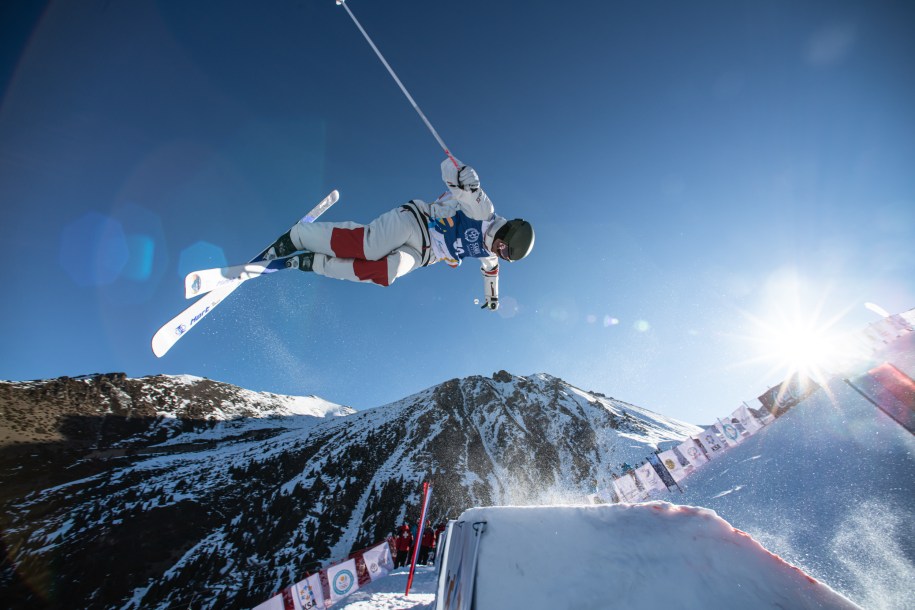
[436,502,859,610]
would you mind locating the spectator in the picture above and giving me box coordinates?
[435,522,447,543]
[394,526,413,568]
[418,520,436,565]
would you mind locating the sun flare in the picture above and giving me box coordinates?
[758,321,838,381]
[739,300,862,388]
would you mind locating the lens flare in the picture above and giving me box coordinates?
[59,212,129,287]
[178,241,228,280]
[729,268,877,392]
[766,323,835,376]
[739,305,864,389]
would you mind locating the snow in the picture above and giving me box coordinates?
[674,375,915,609]
[328,504,858,610]
[464,503,857,609]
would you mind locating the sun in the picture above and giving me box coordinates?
[738,299,860,388]
[758,320,838,381]
[729,268,875,387]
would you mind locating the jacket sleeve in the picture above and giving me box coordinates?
[441,158,495,221]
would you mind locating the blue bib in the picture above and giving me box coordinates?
[429,211,489,266]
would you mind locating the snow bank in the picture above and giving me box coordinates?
[444,503,859,610]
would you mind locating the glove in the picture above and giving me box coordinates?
[442,158,480,191]
[457,165,480,191]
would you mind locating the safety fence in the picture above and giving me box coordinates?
[253,539,394,610]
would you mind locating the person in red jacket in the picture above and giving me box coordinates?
[394,525,413,568]
[418,520,436,565]
[435,522,447,541]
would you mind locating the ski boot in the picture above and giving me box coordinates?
[264,231,297,261]
[285,252,314,272]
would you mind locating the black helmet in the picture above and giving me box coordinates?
[495,219,535,261]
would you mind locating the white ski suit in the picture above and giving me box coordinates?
[288,159,505,302]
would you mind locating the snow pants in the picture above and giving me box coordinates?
[288,205,427,286]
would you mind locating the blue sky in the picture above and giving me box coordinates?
[1,0,913,424]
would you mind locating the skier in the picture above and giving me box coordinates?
[264,158,534,310]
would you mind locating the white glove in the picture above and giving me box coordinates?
[442,158,480,191]
[481,295,499,311]
[481,269,499,311]
[457,165,480,191]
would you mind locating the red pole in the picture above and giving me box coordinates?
[405,481,432,596]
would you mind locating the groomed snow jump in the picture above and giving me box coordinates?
[436,502,860,610]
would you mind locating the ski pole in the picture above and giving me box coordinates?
[335,0,460,168]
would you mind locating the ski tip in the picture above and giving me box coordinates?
[151,338,168,358]
[151,327,176,358]
[151,320,186,358]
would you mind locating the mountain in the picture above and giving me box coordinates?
[0,372,353,448]
[0,371,699,610]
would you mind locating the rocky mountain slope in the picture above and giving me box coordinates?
[0,371,698,610]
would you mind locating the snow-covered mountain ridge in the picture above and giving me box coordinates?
[0,370,698,610]
[0,371,354,419]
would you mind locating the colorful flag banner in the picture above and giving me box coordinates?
[731,404,764,435]
[867,316,908,345]
[634,462,668,495]
[612,471,645,502]
[848,364,915,434]
[362,541,395,582]
[658,448,690,483]
[677,438,709,469]
[253,537,400,610]
[757,375,819,417]
[611,475,629,502]
[647,453,678,489]
[292,574,325,610]
[629,470,651,501]
[594,486,619,504]
[327,558,359,604]
[868,363,915,408]
[716,420,744,445]
[693,427,729,460]
[745,400,775,425]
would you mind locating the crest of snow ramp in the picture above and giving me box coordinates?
[436,502,860,610]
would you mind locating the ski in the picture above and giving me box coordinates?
[151,190,338,358]
[184,255,304,298]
